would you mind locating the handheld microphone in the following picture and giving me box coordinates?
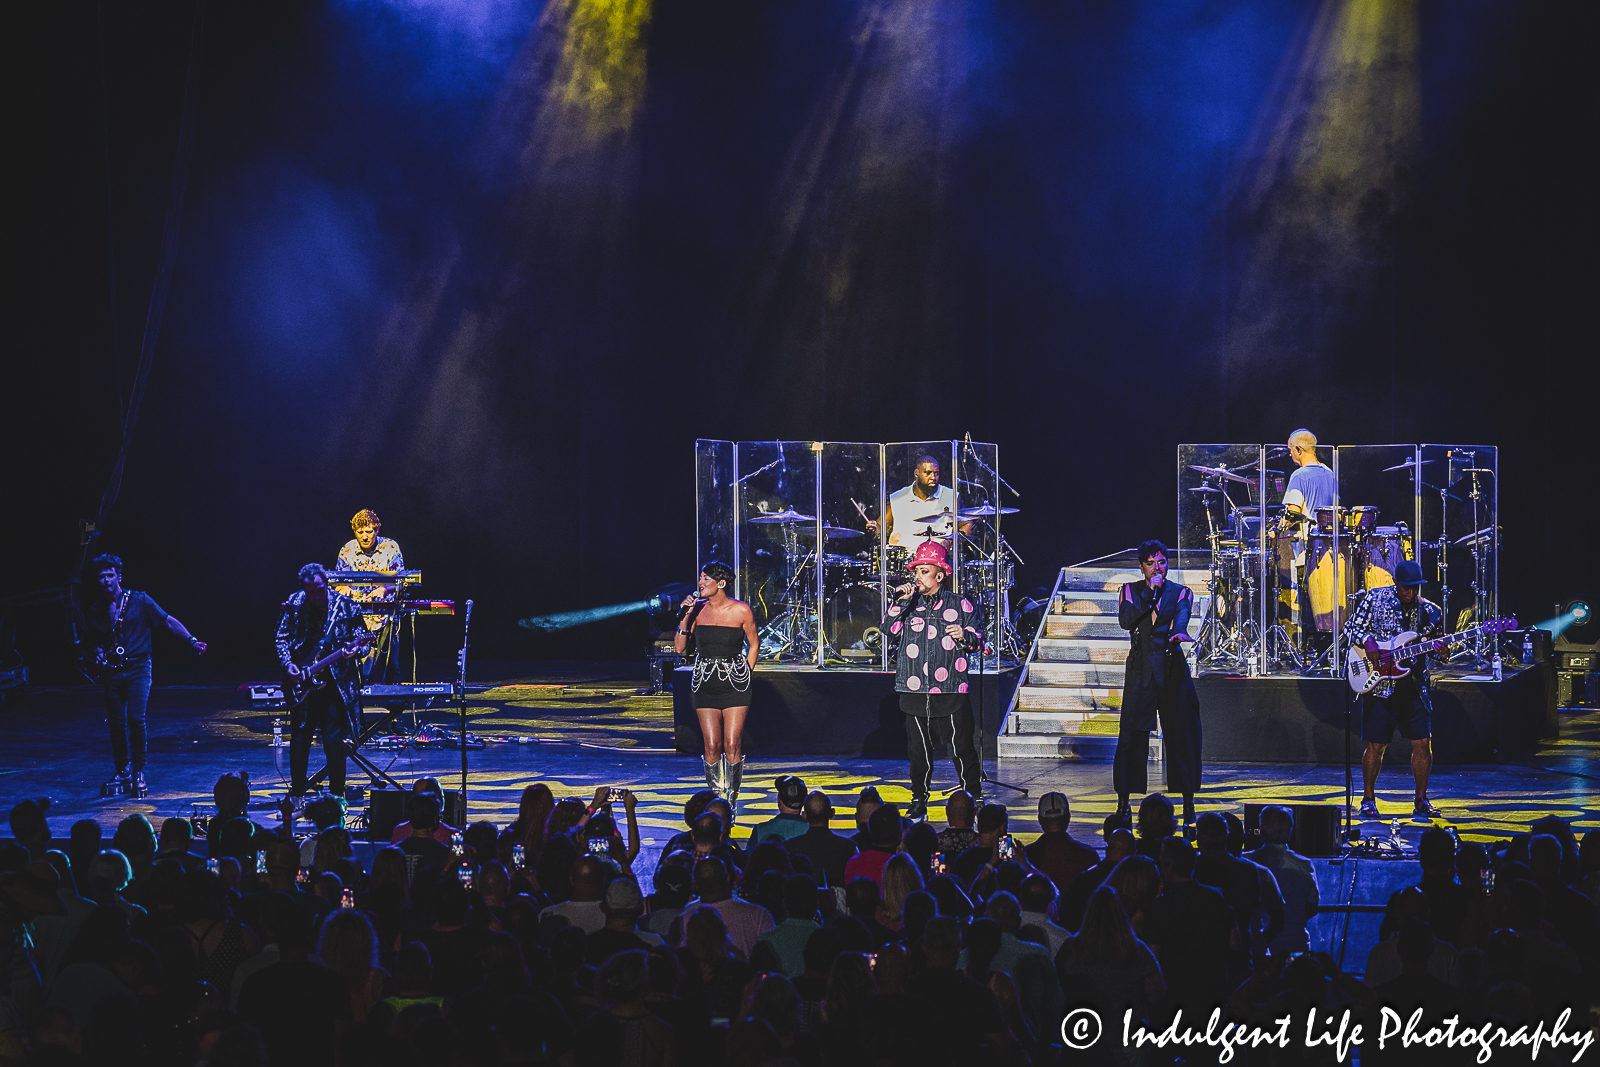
[464,599,474,623]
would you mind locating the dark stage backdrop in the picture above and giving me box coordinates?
[8,0,1594,678]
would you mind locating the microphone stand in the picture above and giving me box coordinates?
[457,599,473,813]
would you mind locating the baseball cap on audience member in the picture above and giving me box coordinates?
[1037,793,1068,821]
[776,776,807,808]
[604,878,644,911]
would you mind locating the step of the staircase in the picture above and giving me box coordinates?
[1035,637,1128,663]
[998,733,1164,761]
[1058,567,1211,594]
[1044,615,1203,639]
[1010,709,1122,735]
[1025,662,1127,687]
[1015,686,1123,711]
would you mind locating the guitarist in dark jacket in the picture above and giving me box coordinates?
[1114,540,1203,831]
[1343,560,1444,820]
[275,563,368,798]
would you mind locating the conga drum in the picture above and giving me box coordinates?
[1364,526,1413,590]
[1273,531,1299,641]
[1307,532,1354,631]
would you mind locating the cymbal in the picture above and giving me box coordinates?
[1187,464,1253,485]
[1186,486,1223,494]
[1458,468,1495,475]
[797,525,865,539]
[748,509,817,524]
[1382,458,1433,472]
[910,510,956,523]
[955,504,1019,518]
[1453,526,1495,546]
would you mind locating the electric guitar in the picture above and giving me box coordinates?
[1345,617,1517,694]
[284,634,375,706]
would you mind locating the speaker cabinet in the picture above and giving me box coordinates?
[1242,802,1342,857]
[367,788,465,842]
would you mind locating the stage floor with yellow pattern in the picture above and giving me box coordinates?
[3,662,1596,862]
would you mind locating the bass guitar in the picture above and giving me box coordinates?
[284,634,375,706]
[1345,617,1517,694]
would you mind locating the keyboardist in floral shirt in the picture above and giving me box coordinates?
[884,542,983,818]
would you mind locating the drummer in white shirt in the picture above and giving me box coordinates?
[866,455,973,551]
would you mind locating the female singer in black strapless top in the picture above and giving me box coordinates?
[673,561,759,813]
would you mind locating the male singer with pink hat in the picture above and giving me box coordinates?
[883,542,984,819]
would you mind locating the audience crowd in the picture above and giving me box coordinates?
[0,777,1595,1067]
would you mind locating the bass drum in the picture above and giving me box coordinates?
[825,584,885,661]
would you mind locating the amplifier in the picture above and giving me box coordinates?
[362,682,455,698]
[367,787,465,842]
[1242,802,1342,857]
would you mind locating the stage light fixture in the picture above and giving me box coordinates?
[518,600,650,633]
[1569,600,1591,625]
[1535,599,1594,640]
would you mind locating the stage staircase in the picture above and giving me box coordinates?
[999,556,1210,759]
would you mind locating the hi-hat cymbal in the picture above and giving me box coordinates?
[1382,458,1433,472]
[1188,464,1253,485]
[955,504,1019,518]
[797,525,865,539]
[1187,486,1223,494]
[748,509,817,524]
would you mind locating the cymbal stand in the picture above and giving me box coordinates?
[1461,465,1494,667]
[756,522,818,661]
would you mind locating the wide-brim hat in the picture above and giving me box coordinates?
[0,861,67,916]
[907,542,951,576]
[1394,560,1424,586]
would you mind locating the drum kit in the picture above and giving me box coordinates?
[1188,463,1419,675]
[747,501,1024,665]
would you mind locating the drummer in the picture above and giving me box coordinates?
[1280,429,1337,652]
[866,455,974,551]
[1281,429,1336,532]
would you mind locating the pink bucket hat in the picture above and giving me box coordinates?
[907,541,951,576]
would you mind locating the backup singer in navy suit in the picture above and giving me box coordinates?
[1114,540,1203,825]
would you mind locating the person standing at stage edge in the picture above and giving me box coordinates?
[1114,540,1202,832]
[676,562,759,815]
[1343,559,1445,820]
[80,554,207,799]
[884,542,983,819]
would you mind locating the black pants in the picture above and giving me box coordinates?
[1113,655,1203,797]
[289,686,351,795]
[105,659,153,773]
[902,694,982,799]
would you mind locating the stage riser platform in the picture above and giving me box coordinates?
[671,666,1022,757]
[1196,663,1556,764]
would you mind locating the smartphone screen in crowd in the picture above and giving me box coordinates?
[512,843,526,867]
[256,851,267,875]
[996,834,1017,863]
[340,886,356,909]
[456,860,473,887]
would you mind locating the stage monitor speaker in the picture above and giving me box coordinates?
[367,789,406,842]
[367,789,465,842]
[1242,803,1341,857]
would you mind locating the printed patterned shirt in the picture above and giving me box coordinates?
[335,537,405,632]
[884,588,982,700]
[1343,585,1443,699]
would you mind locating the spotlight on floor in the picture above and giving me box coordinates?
[518,600,650,632]
[1536,599,1593,640]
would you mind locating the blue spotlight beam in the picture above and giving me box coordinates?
[519,600,650,632]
